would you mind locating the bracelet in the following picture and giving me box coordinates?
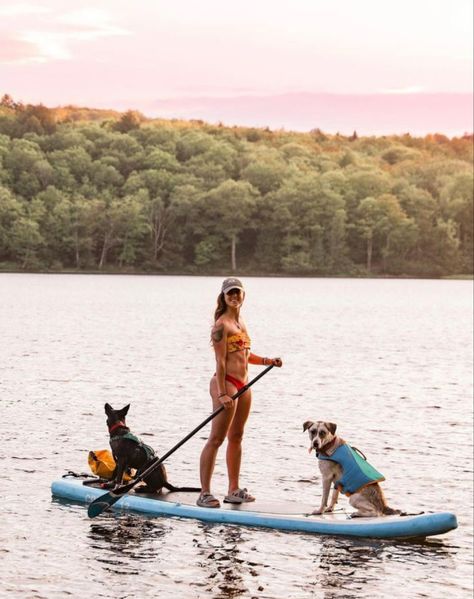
[263,357,270,365]
[218,392,227,397]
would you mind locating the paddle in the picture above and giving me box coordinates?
[88,364,274,518]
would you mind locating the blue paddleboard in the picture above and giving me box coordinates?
[51,478,457,540]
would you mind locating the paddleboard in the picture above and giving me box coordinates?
[51,477,457,540]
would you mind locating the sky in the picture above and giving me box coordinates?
[0,0,472,135]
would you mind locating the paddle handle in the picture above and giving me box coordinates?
[116,364,274,495]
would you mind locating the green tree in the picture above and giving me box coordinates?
[10,216,44,268]
[199,179,259,271]
[114,110,142,134]
[267,173,348,273]
[441,173,474,271]
[16,104,56,135]
[241,160,286,195]
[354,194,411,273]
[69,195,99,268]
[91,194,147,269]
[176,130,214,162]
[0,187,24,261]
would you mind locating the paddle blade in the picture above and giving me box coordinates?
[87,492,120,518]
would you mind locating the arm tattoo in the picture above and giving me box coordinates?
[212,325,224,343]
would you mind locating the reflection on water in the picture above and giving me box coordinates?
[193,524,257,599]
[313,537,385,597]
[308,536,457,599]
[188,519,459,599]
[87,514,168,574]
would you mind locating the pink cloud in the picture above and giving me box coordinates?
[0,36,38,62]
[0,7,131,64]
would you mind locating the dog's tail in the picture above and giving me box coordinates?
[383,505,402,516]
[163,482,201,493]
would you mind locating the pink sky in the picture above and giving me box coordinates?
[0,0,472,135]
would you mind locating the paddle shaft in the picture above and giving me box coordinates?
[87,364,274,516]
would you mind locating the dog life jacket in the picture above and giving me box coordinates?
[111,432,156,462]
[317,443,385,496]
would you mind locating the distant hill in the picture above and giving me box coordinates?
[0,95,472,277]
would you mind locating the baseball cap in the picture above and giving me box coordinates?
[221,277,244,294]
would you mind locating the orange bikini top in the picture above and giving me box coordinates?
[227,332,251,353]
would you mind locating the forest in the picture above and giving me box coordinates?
[0,94,472,277]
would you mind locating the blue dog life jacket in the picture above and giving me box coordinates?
[317,443,385,496]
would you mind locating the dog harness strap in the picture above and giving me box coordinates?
[317,443,385,495]
[111,431,156,462]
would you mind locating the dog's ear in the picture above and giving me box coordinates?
[119,404,130,417]
[327,422,337,435]
[105,403,113,415]
[302,421,313,432]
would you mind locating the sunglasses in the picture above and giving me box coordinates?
[225,288,242,296]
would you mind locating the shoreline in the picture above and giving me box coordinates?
[0,268,472,281]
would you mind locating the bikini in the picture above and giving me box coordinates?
[222,332,251,391]
[227,331,251,353]
[224,373,247,391]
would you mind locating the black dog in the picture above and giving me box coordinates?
[104,403,200,494]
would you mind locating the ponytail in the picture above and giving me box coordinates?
[214,292,226,322]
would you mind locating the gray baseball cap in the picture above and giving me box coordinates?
[221,277,244,294]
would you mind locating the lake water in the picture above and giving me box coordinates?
[1,273,473,599]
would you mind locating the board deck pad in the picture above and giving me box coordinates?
[80,479,316,515]
[158,490,316,515]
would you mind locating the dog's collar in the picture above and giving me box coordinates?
[316,437,339,456]
[108,421,128,434]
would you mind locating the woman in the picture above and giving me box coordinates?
[197,277,282,508]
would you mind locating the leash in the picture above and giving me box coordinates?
[63,471,95,479]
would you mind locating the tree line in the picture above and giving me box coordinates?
[0,94,472,277]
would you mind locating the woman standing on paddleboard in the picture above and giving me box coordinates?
[197,277,282,508]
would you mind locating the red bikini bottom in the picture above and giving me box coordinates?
[225,373,247,391]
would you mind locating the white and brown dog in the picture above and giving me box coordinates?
[303,420,400,517]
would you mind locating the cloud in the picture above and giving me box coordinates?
[0,36,39,63]
[53,8,132,41]
[0,7,132,64]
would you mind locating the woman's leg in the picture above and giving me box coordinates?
[199,376,236,494]
[226,389,252,494]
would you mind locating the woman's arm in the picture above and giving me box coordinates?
[249,353,283,367]
[212,323,232,406]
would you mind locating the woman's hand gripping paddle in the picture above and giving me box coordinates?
[87,365,274,518]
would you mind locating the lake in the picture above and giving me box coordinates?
[1,273,473,599]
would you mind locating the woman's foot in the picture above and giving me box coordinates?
[196,493,221,508]
[223,488,255,504]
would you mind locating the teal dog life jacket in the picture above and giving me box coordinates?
[318,443,385,496]
[111,431,156,462]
